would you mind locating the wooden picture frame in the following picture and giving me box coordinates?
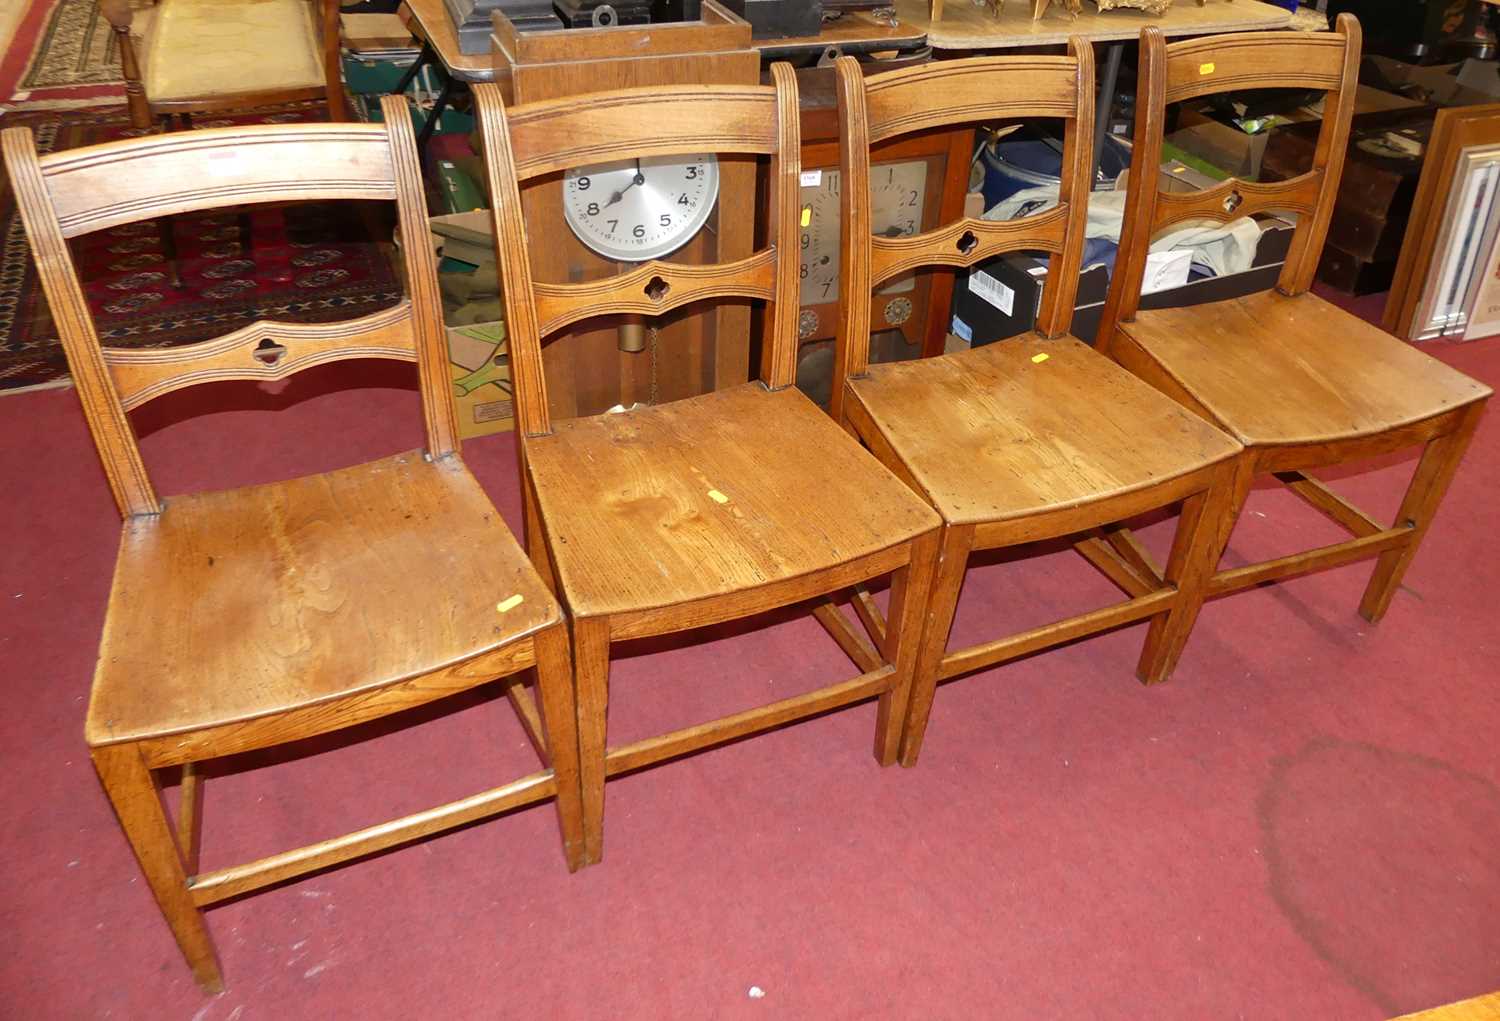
[1383,102,1500,339]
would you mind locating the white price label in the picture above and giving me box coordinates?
[969,270,1015,315]
[800,170,823,187]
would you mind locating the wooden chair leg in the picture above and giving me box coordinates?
[899,522,976,768]
[533,625,588,872]
[1359,402,1487,623]
[91,743,223,994]
[570,615,611,866]
[872,529,939,766]
[1136,459,1244,684]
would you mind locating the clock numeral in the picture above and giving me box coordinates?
[822,281,833,299]
[677,194,689,207]
[577,176,591,191]
[633,224,646,239]
[686,166,699,179]
[906,190,919,207]
[587,202,600,216]
[799,264,809,279]
[607,219,618,234]
[801,233,810,250]
[659,214,672,227]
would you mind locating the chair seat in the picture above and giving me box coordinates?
[143,0,325,105]
[846,336,1242,527]
[1119,290,1493,447]
[86,453,559,747]
[524,383,940,621]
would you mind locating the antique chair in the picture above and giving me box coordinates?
[472,67,941,865]
[1097,17,1490,625]
[99,0,346,130]
[829,45,1244,766]
[2,99,583,992]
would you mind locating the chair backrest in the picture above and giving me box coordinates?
[831,42,1095,414]
[2,96,454,519]
[472,66,803,439]
[1097,16,1361,349]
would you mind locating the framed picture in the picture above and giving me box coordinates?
[1461,180,1500,340]
[1410,143,1500,340]
[1384,102,1500,340]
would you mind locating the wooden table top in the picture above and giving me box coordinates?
[400,2,928,83]
[896,0,1292,50]
[400,0,497,83]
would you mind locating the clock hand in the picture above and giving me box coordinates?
[602,166,650,210]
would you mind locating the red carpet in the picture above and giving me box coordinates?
[1,333,1498,1017]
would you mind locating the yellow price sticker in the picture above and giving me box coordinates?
[1199,62,1215,75]
[801,206,812,228]
[707,489,730,504]
[496,594,524,613]
[1031,352,1050,364]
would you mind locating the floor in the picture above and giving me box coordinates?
[1,316,1497,1017]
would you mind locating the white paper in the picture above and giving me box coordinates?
[969,270,1015,315]
[1141,250,1194,295]
[800,170,822,187]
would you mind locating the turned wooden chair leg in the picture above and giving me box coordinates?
[570,615,611,866]
[91,743,223,994]
[899,523,976,768]
[533,625,588,872]
[1136,459,1243,684]
[1359,402,1487,623]
[872,529,939,766]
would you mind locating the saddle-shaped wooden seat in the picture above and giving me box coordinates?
[846,335,1240,527]
[1118,290,1490,448]
[88,452,558,748]
[526,383,935,627]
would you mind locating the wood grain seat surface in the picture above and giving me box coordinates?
[86,452,559,747]
[1120,291,1493,447]
[846,335,1242,526]
[525,382,941,620]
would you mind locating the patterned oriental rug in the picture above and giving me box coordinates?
[18,0,137,92]
[0,104,402,393]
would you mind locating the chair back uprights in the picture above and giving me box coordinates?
[1097,16,1362,350]
[472,66,804,438]
[1,97,455,518]
[831,41,1096,420]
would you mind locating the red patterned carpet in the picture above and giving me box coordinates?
[0,104,401,391]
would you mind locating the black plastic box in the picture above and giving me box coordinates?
[950,217,1296,347]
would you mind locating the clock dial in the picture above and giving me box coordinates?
[799,159,928,307]
[562,154,719,263]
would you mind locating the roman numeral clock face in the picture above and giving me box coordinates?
[562,155,720,262]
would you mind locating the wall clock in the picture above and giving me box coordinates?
[799,159,927,312]
[562,154,721,261]
[793,121,973,356]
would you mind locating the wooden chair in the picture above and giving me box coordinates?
[830,44,1245,766]
[99,0,346,130]
[1097,17,1490,624]
[1,98,583,993]
[472,66,941,865]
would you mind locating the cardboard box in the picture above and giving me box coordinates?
[951,217,1296,347]
[447,322,513,439]
[1165,112,1272,180]
[1364,55,1500,109]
